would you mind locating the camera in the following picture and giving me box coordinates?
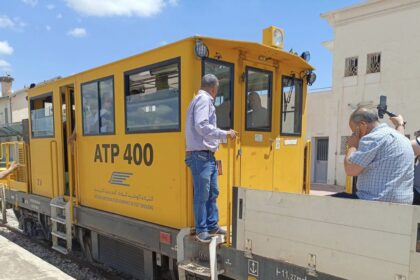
[377,95,396,119]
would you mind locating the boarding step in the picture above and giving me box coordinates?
[52,245,68,255]
[178,235,225,280]
[50,196,72,254]
[52,245,69,255]
[51,230,67,240]
[50,216,66,224]
[178,260,224,277]
[50,203,66,209]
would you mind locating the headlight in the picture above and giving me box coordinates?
[194,39,208,59]
[301,51,310,62]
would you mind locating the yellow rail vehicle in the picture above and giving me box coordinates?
[3,27,315,279]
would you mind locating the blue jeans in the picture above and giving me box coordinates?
[185,151,219,234]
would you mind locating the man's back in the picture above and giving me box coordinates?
[350,123,414,203]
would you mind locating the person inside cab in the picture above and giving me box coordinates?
[246,91,269,129]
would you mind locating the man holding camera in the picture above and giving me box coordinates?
[343,104,414,204]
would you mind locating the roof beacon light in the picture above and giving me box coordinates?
[263,26,284,49]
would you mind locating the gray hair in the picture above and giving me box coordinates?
[201,74,219,88]
[350,103,379,124]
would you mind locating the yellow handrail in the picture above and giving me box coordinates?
[304,140,312,194]
[226,138,232,246]
[64,88,76,223]
[74,140,80,206]
[345,145,353,194]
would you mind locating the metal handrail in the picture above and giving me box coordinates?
[345,145,353,194]
[226,138,232,246]
[304,140,312,194]
[74,140,80,206]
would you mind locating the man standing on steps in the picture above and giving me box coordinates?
[185,74,237,243]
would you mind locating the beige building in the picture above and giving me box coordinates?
[0,75,28,143]
[0,76,28,125]
[11,88,29,123]
[307,0,420,186]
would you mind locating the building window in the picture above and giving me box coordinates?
[316,138,329,161]
[30,93,54,138]
[125,58,180,133]
[203,58,234,129]
[344,57,358,77]
[281,76,303,136]
[81,77,115,135]
[366,52,381,74]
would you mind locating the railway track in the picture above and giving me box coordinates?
[0,210,132,280]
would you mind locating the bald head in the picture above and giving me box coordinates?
[349,104,379,137]
[350,105,379,124]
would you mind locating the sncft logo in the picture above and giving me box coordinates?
[108,172,133,187]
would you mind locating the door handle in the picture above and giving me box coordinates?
[237,148,242,158]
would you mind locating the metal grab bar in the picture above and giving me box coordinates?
[303,140,312,194]
[74,139,80,206]
[226,136,239,247]
[226,138,232,246]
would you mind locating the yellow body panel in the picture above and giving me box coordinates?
[30,140,60,197]
[26,36,313,229]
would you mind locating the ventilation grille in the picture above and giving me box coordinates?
[98,235,145,278]
[16,144,27,183]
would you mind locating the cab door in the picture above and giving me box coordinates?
[29,90,65,198]
[239,63,276,190]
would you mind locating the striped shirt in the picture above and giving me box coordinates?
[185,90,227,152]
[349,123,414,204]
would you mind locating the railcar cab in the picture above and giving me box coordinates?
[201,27,314,195]
[25,26,314,232]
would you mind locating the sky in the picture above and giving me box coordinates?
[1,0,364,91]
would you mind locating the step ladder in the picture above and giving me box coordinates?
[50,196,72,254]
[178,235,225,280]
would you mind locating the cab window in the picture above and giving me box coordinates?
[125,58,180,133]
[30,93,54,138]
[281,76,303,136]
[245,67,272,131]
[81,77,115,135]
[203,58,234,129]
